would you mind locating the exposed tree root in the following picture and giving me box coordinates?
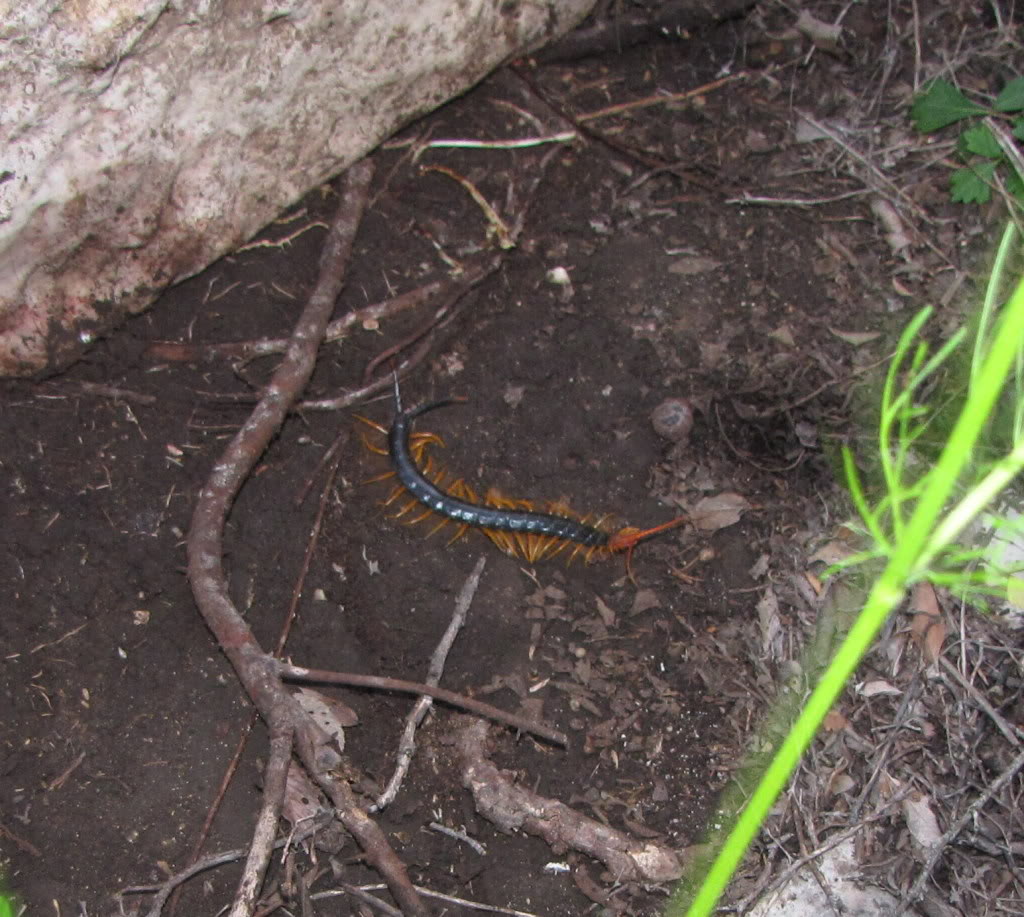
[456,718,685,886]
[185,160,429,917]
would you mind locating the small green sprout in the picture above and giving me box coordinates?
[911,77,1024,206]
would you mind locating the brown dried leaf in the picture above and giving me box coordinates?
[823,709,848,731]
[573,616,608,641]
[795,9,842,49]
[910,582,945,664]
[692,492,750,531]
[293,687,358,751]
[595,595,617,627]
[808,539,856,566]
[700,340,729,370]
[756,587,783,659]
[622,814,665,839]
[902,791,942,861]
[768,324,795,348]
[667,253,721,276]
[283,761,326,826]
[574,656,592,687]
[858,679,901,697]
[630,589,660,617]
[828,770,856,795]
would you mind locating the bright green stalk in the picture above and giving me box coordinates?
[922,440,1024,572]
[673,267,1024,917]
[972,222,1017,394]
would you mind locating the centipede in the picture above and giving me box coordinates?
[358,387,688,568]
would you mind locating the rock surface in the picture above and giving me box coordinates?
[0,0,593,376]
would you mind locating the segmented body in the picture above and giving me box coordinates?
[389,399,611,551]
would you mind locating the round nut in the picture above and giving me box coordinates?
[651,397,694,442]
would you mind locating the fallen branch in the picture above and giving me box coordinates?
[456,718,683,885]
[145,256,498,366]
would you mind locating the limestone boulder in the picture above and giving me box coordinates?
[0,0,593,376]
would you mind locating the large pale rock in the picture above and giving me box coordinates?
[0,0,593,377]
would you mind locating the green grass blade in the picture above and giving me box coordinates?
[671,268,1024,917]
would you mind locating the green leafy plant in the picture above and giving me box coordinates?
[911,77,1024,205]
[668,222,1024,917]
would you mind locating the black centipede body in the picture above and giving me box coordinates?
[388,399,611,549]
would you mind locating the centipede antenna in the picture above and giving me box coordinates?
[391,368,403,414]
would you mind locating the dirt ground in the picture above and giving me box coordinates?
[2,3,1022,916]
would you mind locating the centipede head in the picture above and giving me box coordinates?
[607,515,690,582]
[357,411,482,548]
[356,413,444,476]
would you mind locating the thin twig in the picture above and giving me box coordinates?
[231,723,293,917]
[339,884,404,917]
[145,259,493,365]
[736,793,911,915]
[298,335,434,411]
[280,662,566,747]
[578,73,747,122]
[167,718,254,917]
[316,884,543,917]
[725,190,872,207]
[409,131,577,156]
[126,821,328,916]
[374,555,487,811]
[984,116,1024,189]
[360,271,486,385]
[428,822,487,855]
[67,381,158,404]
[277,448,344,654]
[939,654,1024,747]
[897,747,1024,915]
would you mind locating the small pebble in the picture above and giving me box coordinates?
[651,397,694,442]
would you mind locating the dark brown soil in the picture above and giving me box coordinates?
[1,2,1009,915]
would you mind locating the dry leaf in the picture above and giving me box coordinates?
[830,327,881,346]
[910,582,945,664]
[756,587,783,658]
[808,539,856,566]
[700,340,728,369]
[902,791,942,861]
[858,679,901,697]
[870,197,912,251]
[595,596,617,627]
[283,761,326,826]
[822,709,848,731]
[630,589,660,617]
[795,10,842,49]
[294,687,358,751]
[768,324,795,348]
[692,492,750,531]
[827,767,856,795]
[667,254,721,276]
[877,771,901,801]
